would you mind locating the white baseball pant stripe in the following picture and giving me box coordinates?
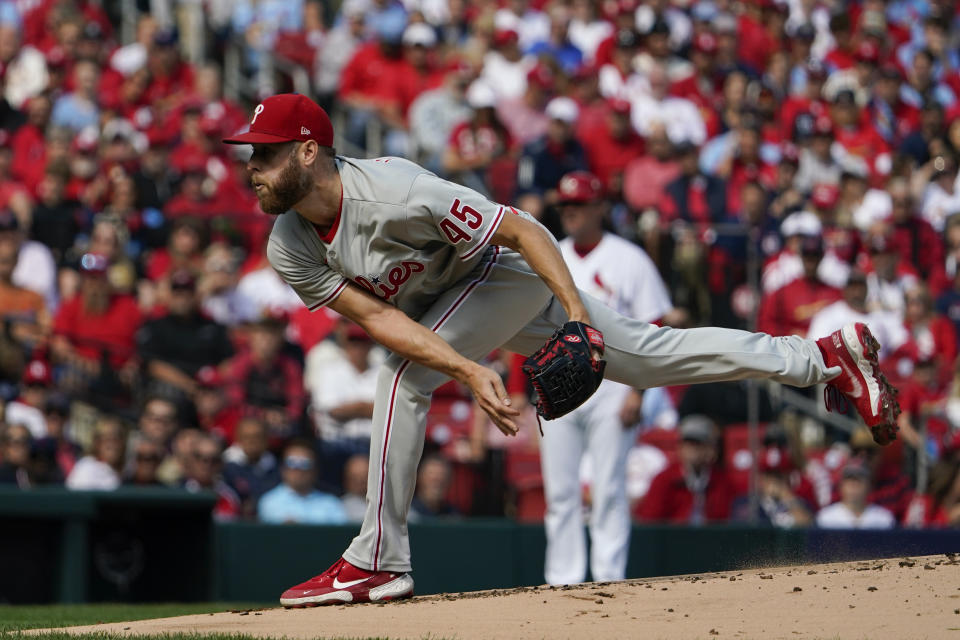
[343,250,839,572]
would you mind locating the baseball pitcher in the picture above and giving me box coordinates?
[223,94,899,607]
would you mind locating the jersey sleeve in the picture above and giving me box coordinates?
[406,172,507,262]
[267,226,348,312]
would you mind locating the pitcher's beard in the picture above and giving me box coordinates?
[256,156,313,215]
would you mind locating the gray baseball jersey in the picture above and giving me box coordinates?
[268,156,527,319]
[266,155,840,575]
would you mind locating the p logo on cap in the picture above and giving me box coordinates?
[223,94,334,147]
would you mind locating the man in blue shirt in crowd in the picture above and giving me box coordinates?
[258,440,347,525]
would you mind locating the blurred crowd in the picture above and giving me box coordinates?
[1,0,960,529]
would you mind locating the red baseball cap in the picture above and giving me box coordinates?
[558,171,603,204]
[222,94,334,147]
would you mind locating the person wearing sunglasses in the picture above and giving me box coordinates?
[258,440,347,525]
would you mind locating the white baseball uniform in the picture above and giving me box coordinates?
[268,155,840,573]
[541,233,672,585]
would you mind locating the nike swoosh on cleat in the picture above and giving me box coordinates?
[332,576,373,589]
[839,360,863,398]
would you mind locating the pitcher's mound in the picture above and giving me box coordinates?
[52,555,960,639]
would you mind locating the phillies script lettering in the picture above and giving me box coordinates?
[354,261,424,301]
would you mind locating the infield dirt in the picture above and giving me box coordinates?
[48,554,960,639]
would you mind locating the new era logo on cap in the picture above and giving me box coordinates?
[223,94,333,147]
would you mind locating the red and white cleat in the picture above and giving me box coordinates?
[279,557,414,607]
[816,322,900,445]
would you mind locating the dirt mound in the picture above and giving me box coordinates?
[50,555,960,639]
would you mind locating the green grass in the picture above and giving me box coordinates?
[0,604,453,640]
[0,603,267,633]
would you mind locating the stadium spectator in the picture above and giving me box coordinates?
[757,235,841,337]
[223,417,281,518]
[196,244,257,327]
[224,311,305,443]
[410,453,458,520]
[659,141,726,226]
[885,178,943,284]
[136,269,233,398]
[630,63,705,146]
[51,58,101,132]
[806,270,908,363]
[901,284,958,385]
[918,154,960,234]
[494,64,553,149]
[732,445,815,528]
[622,125,681,212]
[258,440,347,524]
[193,366,241,443]
[864,232,918,316]
[145,216,206,284]
[182,432,241,521]
[313,0,368,111]
[124,435,165,486]
[635,415,735,524]
[0,208,57,311]
[157,426,200,486]
[340,453,369,523]
[0,239,48,360]
[0,423,35,487]
[32,392,79,480]
[816,460,896,529]
[409,64,473,175]
[515,96,588,219]
[65,416,126,490]
[4,358,53,438]
[29,165,85,264]
[51,253,142,402]
[442,80,514,200]
[306,320,380,488]
[579,98,644,197]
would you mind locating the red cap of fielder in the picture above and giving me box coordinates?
[223,94,334,147]
[557,171,603,204]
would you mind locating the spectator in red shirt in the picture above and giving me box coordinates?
[831,89,892,182]
[757,235,842,337]
[142,28,195,114]
[145,216,207,283]
[622,125,681,212]
[636,415,735,524]
[51,253,142,393]
[224,312,306,447]
[736,0,785,76]
[886,178,944,284]
[660,141,727,226]
[579,98,644,197]
[0,130,33,223]
[901,284,958,386]
[338,23,407,154]
[10,94,51,197]
[669,32,723,139]
[443,81,514,200]
[384,24,445,128]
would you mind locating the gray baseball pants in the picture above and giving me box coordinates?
[342,248,839,572]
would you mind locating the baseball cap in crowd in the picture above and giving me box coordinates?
[758,446,794,474]
[79,252,109,276]
[679,415,717,444]
[153,27,179,47]
[170,269,197,291]
[402,23,437,48]
[466,81,497,109]
[492,28,519,48]
[344,322,372,342]
[841,460,871,481]
[811,183,840,210]
[222,94,334,147]
[195,365,222,389]
[526,64,555,90]
[780,210,822,237]
[693,32,718,55]
[793,22,816,41]
[545,97,579,124]
[854,41,880,64]
[22,358,52,387]
[558,171,603,204]
[833,89,857,106]
[0,209,19,232]
[607,97,632,115]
